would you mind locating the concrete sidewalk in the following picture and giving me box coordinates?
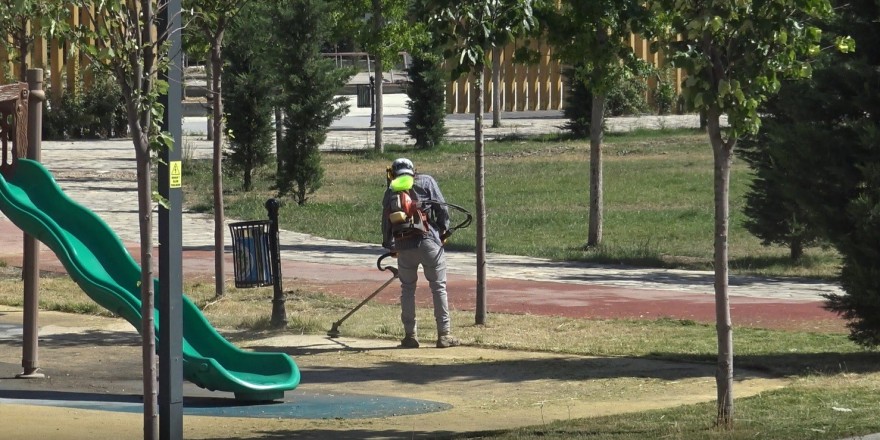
[185,93,720,150]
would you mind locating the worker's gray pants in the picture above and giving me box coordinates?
[397,238,450,336]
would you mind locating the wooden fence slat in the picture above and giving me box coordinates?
[49,38,63,103]
[65,5,80,95]
[0,45,7,81]
[81,5,94,89]
[33,33,45,70]
[549,47,562,110]
[515,41,527,112]
[538,42,550,110]
[457,73,469,114]
[484,58,492,113]
[503,43,515,112]
[445,63,457,114]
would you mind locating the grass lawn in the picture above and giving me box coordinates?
[184,128,840,279]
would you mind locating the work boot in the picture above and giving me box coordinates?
[400,334,420,349]
[436,332,460,348]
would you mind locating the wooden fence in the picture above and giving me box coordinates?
[0,8,94,104]
[446,34,683,114]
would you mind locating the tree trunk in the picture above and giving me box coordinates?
[211,35,226,298]
[133,130,158,440]
[790,237,804,261]
[373,53,384,152]
[587,93,605,247]
[275,107,283,177]
[17,20,29,82]
[206,62,214,141]
[491,48,502,128]
[474,61,488,325]
[708,106,734,429]
[372,0,384,153]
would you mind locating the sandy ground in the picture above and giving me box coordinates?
[0,306,788,439]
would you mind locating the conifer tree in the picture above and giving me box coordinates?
[736,83,826,261]
[405,53,447,149]
[223,2,274,191]
[753,0,880,346]
[269,0,352,204]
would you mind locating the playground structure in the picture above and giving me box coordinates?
[0,73,300,401]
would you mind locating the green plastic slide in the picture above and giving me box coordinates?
[0,159,300,401]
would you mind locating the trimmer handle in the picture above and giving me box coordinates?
[377,252,399,277]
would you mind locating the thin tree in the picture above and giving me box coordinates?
[538,0,653,247]
[186,0,250,297]
[335,0,414,152]
[651,0,850,427]
[423,0,536,325]
[483,2,537,128]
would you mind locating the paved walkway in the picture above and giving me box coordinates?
[0,99,845,330]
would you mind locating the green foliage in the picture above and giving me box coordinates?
[269,0,353,205]
[604,70,649,116]
[331,0,416,67]
[562,66,592,138]
[653,66,680,115]
[562,65,649,137]
[63,1,175,157]
[0,1,70,79]
[183,0,250,69]
[424,0,537,79]
[737,81,827,261]
[652,0,835,139]
[43,70,128,140]
[766,0,880,347]
[222,2,274,191]
[538,0,654,98]
[405,53,447,149]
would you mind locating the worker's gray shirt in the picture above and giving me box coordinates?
[382,174,450,251]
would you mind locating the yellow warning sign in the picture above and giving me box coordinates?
[170,161,182,188]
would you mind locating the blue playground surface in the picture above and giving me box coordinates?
[0,389,451,419]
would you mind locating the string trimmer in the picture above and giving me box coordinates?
[327,252,398,338]
[423,200,473,243]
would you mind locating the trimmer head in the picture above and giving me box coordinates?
[327,322,342,338]
[325,252,399,340]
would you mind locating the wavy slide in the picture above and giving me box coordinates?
[0,159,300,401]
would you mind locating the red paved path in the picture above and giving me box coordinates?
[0,220,845,333]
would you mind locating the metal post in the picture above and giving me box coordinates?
[19,69,45,379]
[158,0,183,438]
[265,199,287,328]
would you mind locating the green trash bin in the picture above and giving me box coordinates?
[229,220,273,288]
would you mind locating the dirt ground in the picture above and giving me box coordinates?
[0,306,788,440]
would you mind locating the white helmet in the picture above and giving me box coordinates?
[391,158,415,177]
